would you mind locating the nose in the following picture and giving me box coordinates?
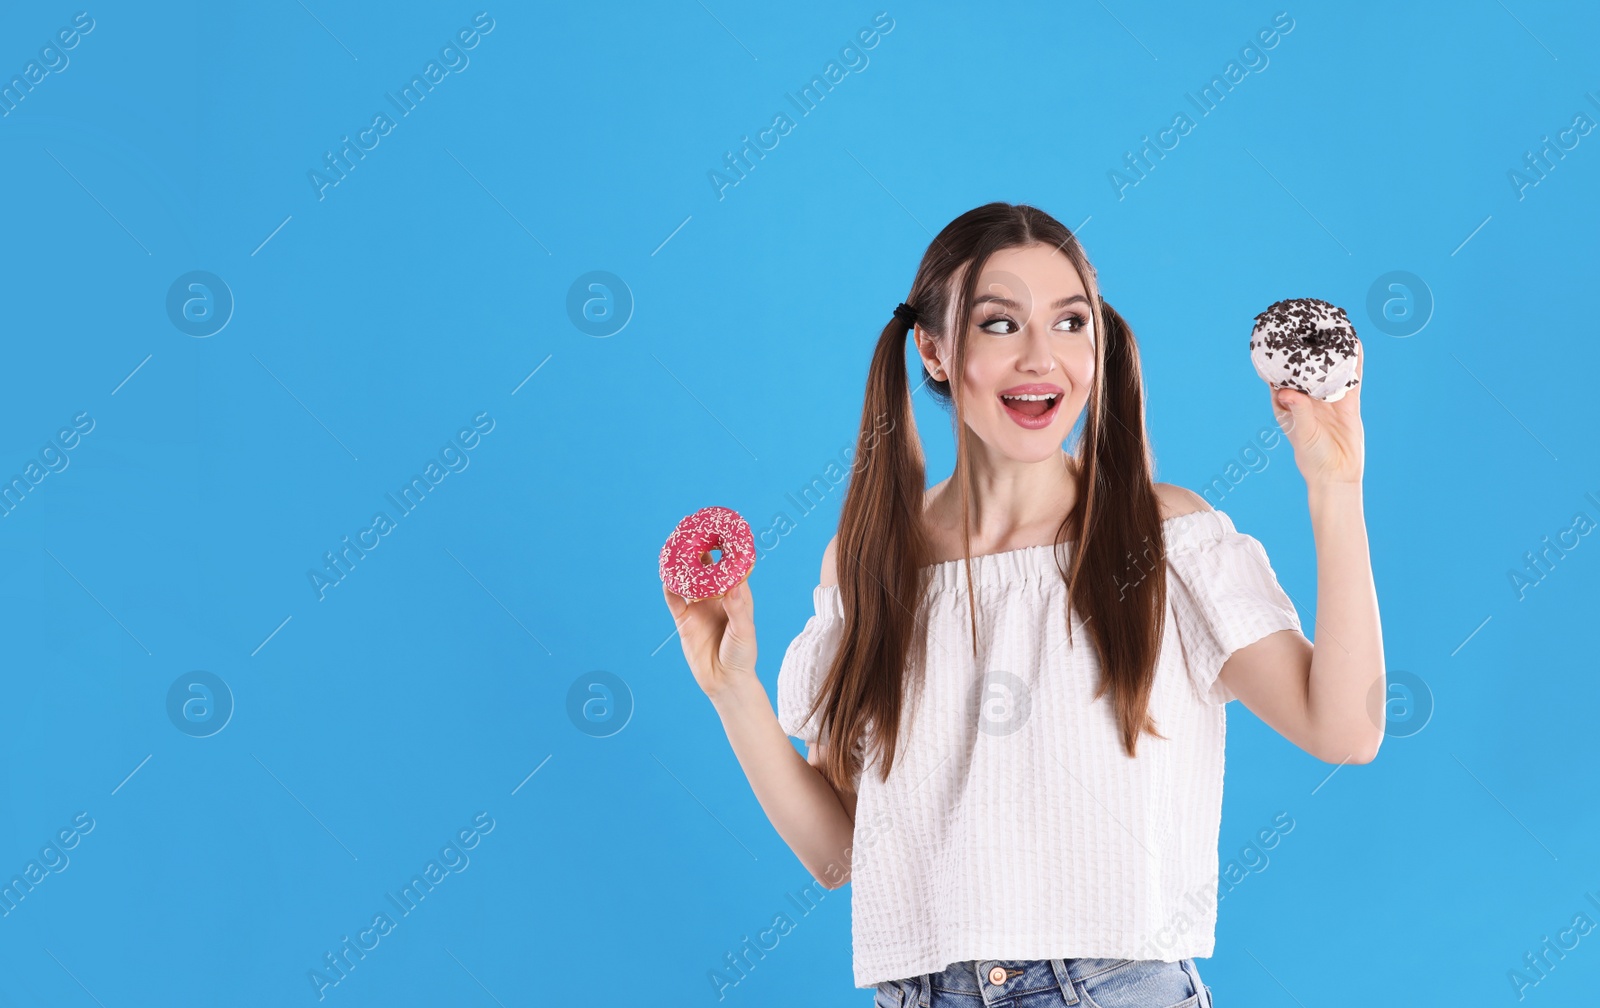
[1017,319,1056,375]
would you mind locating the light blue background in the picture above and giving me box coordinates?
[0,1,1596,1005]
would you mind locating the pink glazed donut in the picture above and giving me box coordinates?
[658,506,756,602]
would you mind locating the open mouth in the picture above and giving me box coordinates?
[999,392,1062,426]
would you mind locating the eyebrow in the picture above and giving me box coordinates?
[973,294,1090,310]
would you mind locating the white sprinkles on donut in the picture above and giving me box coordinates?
[1249,297,1361,402]
[658,505,756,602]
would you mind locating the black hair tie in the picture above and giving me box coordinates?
[893,302,919,326]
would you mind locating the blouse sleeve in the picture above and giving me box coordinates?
[775,584,845,745]
[1164,509,1304,706]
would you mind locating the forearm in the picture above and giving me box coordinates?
[1306,480,1386,760]
[711,674,856,887]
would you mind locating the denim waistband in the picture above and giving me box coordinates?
[880,956,1201,1007]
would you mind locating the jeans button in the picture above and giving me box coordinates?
[988,965,1007,985]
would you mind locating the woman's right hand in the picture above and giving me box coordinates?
[662,577,757,701]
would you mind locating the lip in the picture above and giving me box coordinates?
[998,384,1065,430]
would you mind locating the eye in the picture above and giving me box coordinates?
[977,313,1092,336]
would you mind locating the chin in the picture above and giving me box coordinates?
[978,426,1070,461]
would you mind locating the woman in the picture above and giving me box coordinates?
[663,202,1384,1006]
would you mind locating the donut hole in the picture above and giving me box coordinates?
[699,547,724,566]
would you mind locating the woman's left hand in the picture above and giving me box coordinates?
[1270,340,1364,486]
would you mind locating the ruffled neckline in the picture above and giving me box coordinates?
[813,508,1236,600]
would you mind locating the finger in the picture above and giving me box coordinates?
[1269,383,1291,415]
[662,582,687,621]
[665,585,707,644]
[724,576,754,630]
[720,579,757,665]
[1270,384,1303,434]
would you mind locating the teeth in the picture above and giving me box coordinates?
[1002,393,1057,401]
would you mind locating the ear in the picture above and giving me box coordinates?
[913,325,945,377]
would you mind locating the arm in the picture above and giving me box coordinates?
[1179,483,1385,764]
[1166,338,1386,765]
[709,680,858,889]
[664,536,859,889]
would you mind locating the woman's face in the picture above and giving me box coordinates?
[916,243,1096,460]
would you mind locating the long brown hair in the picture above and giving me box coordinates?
[803,202,1170,794]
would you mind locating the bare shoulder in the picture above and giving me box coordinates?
[1154,482,1213,520]
[820,534,839,588]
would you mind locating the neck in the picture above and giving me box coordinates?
[934,445,1080,544]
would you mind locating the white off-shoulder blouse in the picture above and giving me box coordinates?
[775,508,1304,988]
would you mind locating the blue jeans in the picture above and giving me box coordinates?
[873,957,1214,1008]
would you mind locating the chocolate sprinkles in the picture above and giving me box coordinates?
[1249,297,1361,402]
